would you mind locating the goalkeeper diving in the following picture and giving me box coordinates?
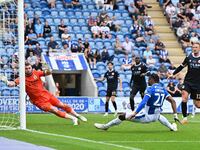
[6,62,87,125]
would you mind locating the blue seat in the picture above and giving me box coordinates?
[95,41,103,49]
[122,80,130,88]
[0,81,6,88]
[1,88,10,96]
[108,49,114,56]
[96,81,104,87]
[117,91,124,97]
[73,25,81,31]
[92,70,101,78]
[70,18,78,24]
[42,9,50,16]
[1,55,10,64]
[98,87,107,97]
[87,4,95,10]
[35,10,42,16]
[75,33,84,39]
[10,87,19,96]
[90,11,98,17]
[56,4,64,9]
[66,10,75,16]
[51,10,58,17]
[96,62,106,70]
[78,18,86,24]
[83,11,90,17]
[54,18,61,25]
[84,33,92,39]
[122,12,129,18]
[104,41,112,48]
[126,19,133,26]
[74,11,82,16]
[114,12,121,18]
[27,10,34,17]
[59,10,66,16]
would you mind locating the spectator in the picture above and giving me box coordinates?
[25,44,34,59]
[25,19,34,36]
[101,46,114,63]
[47,36,59,53]
[190,32,199,44]
[155,39,165,53]
[58,19,67,38]
[128,2,138,20]
[180,29,190,49]
[137,0,146,15]
[167,81,181,97]
[95,0,104,9]
[114,37,126,54]
[77,38,85,53]
[158,63,168,80]
[99,11,108,23]
[146,55,156,70]
[71,42,79,53]
[63,0,72,8]
[91,21,101,38]
[143,46,152,63]
[27,52,38,66]
[10,68,19,81]
[83,38,90,49]
[88,16,96,30]
[121,54,132,71]
[47,0,56,8]
[61,28,70,45]
[122,37,134,54]
[34,43,42,58]
[25,29,38,45]
[3,29,16,45]
[100,22,111,39]
[84,47,96,69]
[147,39,156,51]
[72,0,82,9]
[32,58,43,71]
[43,20,51,38]
[159,48,171,64]
[34,19,44,37]
[62,43,71,55]
[103,0,113,10]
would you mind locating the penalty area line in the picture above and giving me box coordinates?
[26,129,141,150]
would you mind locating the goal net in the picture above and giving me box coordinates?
[0,0,25,130]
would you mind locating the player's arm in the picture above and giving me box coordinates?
[172,57,188,76]
[43,69,52,76]
[94,77,105,82]
[166,95,180,123]
[141,64,151,76]
[128,94,150,119]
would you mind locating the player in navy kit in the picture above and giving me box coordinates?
[170,43,200,124]
[95,62,122,116]
[129,56,150,110]
[94,74,179,131]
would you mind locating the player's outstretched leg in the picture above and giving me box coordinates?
[49,106,79,126]
[61,103,87,122]
[94,113,125,130]
[158,115,177,131]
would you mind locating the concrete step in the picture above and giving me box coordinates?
[167,48,185,56]
[163,41,180,48]
[168,56,185,64]
[154,26,172,33]
[158,33,177,41]
[148,11,164,17]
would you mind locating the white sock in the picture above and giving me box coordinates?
[105,117,122,128]
[66,114,76,120]
[192,105,196,116]
[158,115,173,130]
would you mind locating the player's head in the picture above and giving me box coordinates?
[148,73,159,86]
[107,61,113,70]
[192,42,200,55]
[135,56,141,64]
[25,62,33,76]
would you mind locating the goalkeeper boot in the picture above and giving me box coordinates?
[103,112,108,116]
[94,123,108,130]
[72,118,79,126]
[181,117,188,125]
[171,123,178,132]
[77,115,87,122]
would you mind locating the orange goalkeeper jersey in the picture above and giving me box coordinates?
[15,70,51,103]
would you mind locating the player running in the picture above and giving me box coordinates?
[129,56,150,110]
[7,62,87,125]
[94,73,179,131]
[95,62,122,116]
[169,42,200,124]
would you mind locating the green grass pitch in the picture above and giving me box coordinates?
[0,114,200,150]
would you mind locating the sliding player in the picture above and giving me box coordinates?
[94,74,179,131]
[169,42,200,124]
[7,62,87,125]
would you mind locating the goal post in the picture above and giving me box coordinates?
[18,0,26,130]
[0,0,26,130]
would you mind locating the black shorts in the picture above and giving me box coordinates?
[106,89,117,97]
[131,84,147,96]
[183,81,200,100]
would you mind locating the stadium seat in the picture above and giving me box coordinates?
[75,11,82,17]
[59,10,66,16]
[117,91,124,97]
[122,80,130,89]
[96,62,106,70]
[10,87,19,96]
[0,81,6,88]
[1,88,10,96]
[98,87,107,97]
[96,81,104,88]
[92,70,101,78]
[83,11,90,17]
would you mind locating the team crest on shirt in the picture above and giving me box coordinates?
[198,60,200,63]
[112,73,114,75]
[138,67,141,70]
[33,74,38,80]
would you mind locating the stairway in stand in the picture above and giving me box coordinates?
[145,0,185,67]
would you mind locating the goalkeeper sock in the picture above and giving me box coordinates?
[61,104,73,113]
[105,117,122,128]
[158,115,174,130]
[105,101,109,112]
[112,101,117,111]
[55,110,67,118]
[181,102,187,118]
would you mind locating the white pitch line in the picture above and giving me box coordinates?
[26,129,141,150]
[102,141,200,143]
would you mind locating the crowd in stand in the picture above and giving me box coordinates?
[2,0,198,96]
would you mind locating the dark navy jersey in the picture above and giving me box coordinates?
[130,62,148,85]
[182,53,200,84]
[104,70,119,90]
